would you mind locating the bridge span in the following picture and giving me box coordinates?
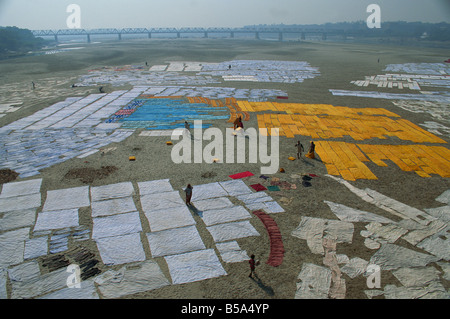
[32,27,346,42]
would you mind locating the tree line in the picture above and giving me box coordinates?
[0,26,47,58]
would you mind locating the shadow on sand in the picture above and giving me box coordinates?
[187,203,203,218]
[250,274,275,296]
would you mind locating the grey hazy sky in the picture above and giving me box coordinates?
[0,0,449,30]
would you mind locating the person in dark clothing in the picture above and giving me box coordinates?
[184,184,193,205]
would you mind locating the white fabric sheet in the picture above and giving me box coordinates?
[0,227,29,267]
[190,182,228,201]
[236,192,273,205]
[91,196,137,217]
[144,205,196,232]
[0,193,41,213]
[325,201,394,223]
[10,265,68,299]
[369,243,439,270]
[24,236,48,260]
[295,263,332,299]
[216,241,249,263]
[164,249,227,285]
[140,191,185,212]
[91,182,134,201]
[95,260,170,298]
[95,232,146,265]
[206,220,260,243]
[33,209,79,232]
[43,186,89,211]
[146,225,205,257]
[39,280,99,299]
[138,179,174,195]
[201,205,252,226]
[0,209,36,231]
[92,211,142,239]
[192,197,234,211]
[0,178,42,198]
[219,179,253,197]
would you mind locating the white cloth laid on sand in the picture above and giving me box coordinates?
[146,225,205,258]
[216,241,249,263]
[90,182,135,202]
[206,220,260,243]
[43,186,90,212]
[164,249,227,285]
[200,205,252,226]
[95,232,146,265]
[92,211,142,239]
[144,205,196,232]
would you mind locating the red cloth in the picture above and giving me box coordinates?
[228,171,254,179]
[277,96,288,99]
[252,210,284,267]
[115,109,135,115]
[250,184,267,192]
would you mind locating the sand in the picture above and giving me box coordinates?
[0,38,448,299]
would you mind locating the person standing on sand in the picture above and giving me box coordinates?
[295,140,304,159]
[184,184,193,205]
[249,254,259,278]
[305,141,316,159]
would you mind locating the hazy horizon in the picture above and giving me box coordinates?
[1,0,449,30]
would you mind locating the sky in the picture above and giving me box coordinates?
[0,0,449,30]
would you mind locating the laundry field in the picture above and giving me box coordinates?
[0,38,449,299]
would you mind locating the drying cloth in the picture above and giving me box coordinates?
[219,179,253,197]
[39,280,99,299]
[91,196,137,218]
[207,220,260,243]
[228,171,254,179]
[0,193,41,213]
[0,178,42,198]
[0,228,30,267]
[267,185,280,191]
[250,184,267,192]
[140,191,185,212]
[91,182,134,201]
[43,186,89,212]
[95,260,170,298]
[138,179,174,195]
[295,263,332,299]
[191,197,234,211]
[92,211,142,239]
[252,210,285,267]
[164,249,227,285]
[24,236,48,260]
[144,205,196,232]
[34,209,79,232]
[146,225,206,257]
[216,241,249,263]
[236,192,273,205]
[189,182,228,201]
[95,232,146,266]
[201,205,252,226]
[0,209,36,232]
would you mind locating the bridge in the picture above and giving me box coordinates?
[31,27,346,42]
